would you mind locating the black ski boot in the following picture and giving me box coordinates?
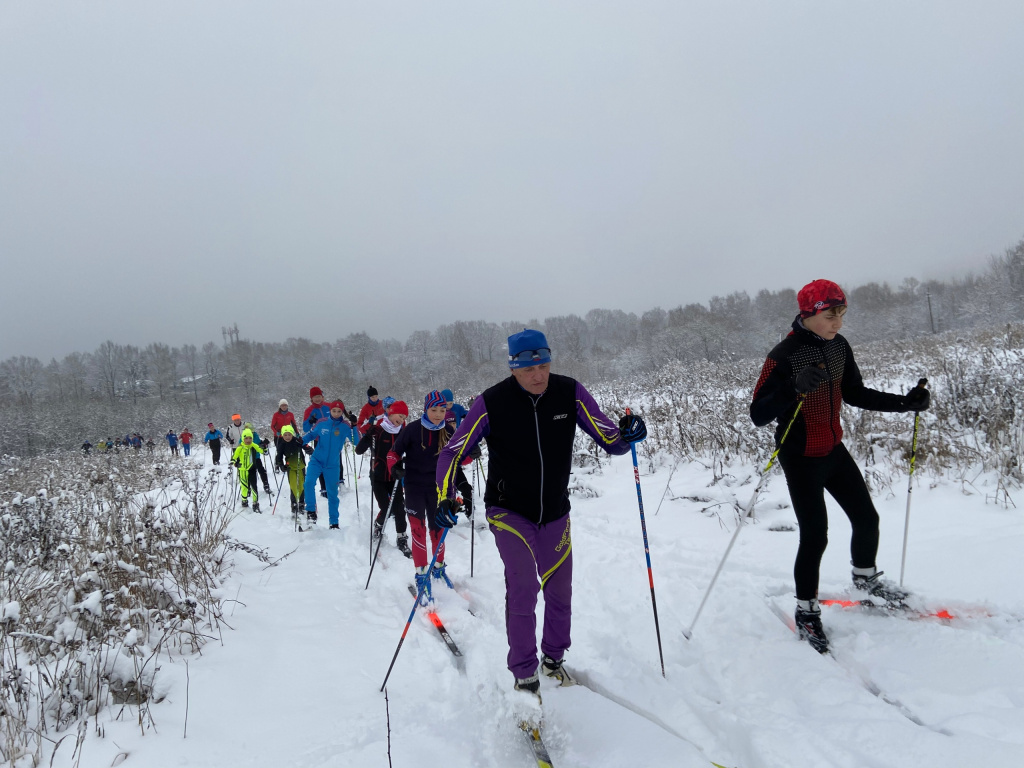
[396,534,412,558]
[795,605,829,654]
[514,673,540,695]
[852,569,908,609]
[241,499,249,508]
[252,501,262,514]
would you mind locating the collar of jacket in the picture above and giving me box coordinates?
[790,315,828,344]
[421,414,445,431]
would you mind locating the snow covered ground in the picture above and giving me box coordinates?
[53,448,1024,768]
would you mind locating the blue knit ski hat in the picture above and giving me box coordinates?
[425,390,446,410]
[507,329,551,369]
[382,396,396,408]
[441,388,454,403]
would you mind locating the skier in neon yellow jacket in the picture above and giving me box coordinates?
[232,429,265,512]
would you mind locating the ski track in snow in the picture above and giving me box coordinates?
[52,452,1024,768]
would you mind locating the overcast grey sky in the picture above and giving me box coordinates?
[2,1,1023,361]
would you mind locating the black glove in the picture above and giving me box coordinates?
[904,383,930,412]
[276,461,286,474]
[308,415,318,426]
[261,438,270,449]
[347,413,358,428]
[618,414,647,443]
[302,444,313,455]
[391,464,406,480]
[794,365,827,394]
[233,459,241,469]
[436,498,459,528]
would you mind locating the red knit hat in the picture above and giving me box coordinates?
[387,400,409,417]
[328,400,345,411]
[309,386,323,399]
[798,279,847,318]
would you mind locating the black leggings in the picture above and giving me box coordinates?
[373,478,407,534]
[779,443,879,601]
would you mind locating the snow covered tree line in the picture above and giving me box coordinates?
[0,236,1021,461]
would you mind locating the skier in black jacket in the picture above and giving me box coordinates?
[750,279,931,653]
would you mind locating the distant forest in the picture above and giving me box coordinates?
[1,236,1021,456]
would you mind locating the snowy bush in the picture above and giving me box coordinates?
[0,451,253,766]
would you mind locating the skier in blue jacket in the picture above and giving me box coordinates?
[302,400,355,529]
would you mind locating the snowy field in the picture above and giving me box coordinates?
[52,447,1024,768]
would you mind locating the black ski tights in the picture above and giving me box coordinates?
[779,443,879,601]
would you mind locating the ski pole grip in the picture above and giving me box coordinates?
[916,378,928,389]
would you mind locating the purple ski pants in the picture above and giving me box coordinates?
[487,507,573,680]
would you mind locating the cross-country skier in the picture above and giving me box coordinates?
[276,425,311,514]
[179,429,193,456]
[166,430,179,456]
[270,399,299,450]
[232,428,264,512]
[302,400,355,529]
[750,279,931,654]
[356,400,409,551]
[242,422,273,496]
[389,390,479,600]
[435,329,645,696]
[357,386,385,436]
[441,388,469,428]
[203,423,223,465]
[226,414,245,448]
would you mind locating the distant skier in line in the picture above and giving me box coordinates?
[166,430,179,456]
[276,425,311,515]
[302,400,355,529]
[356,400,409,550]
[232,428,264,512]
[750,279,931,654]
[441,388,469,429]
[180,429,193,456]
[203,423,224,465]
[357,386,385,436]
[435,329,645,696]
[225,414,245,448]
[270,399,299,453]
[81,440,92,455]
[242,422,273,496]
[390,390,479,598]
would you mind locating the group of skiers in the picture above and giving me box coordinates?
[82,433,163,454]
[76,277,932,697]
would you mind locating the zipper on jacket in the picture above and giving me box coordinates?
[822,348,838,448]
[532,392,546,524]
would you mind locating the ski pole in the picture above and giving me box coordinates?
[471,457,477,578]
[624,408,666,677]
[899,378,928,587]
[350,444,361,523]
[683,395,806,640]
[654,456,682,516]
[270,460,287,515]
[365,478,401,590]
[380,526,450,691]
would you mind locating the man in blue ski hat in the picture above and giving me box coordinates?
[435,328,647,699]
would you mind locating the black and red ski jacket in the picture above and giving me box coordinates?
[355,422,403,483]
[750,318,908,458]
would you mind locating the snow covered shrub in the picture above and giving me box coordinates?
[0,451,247,766]
[590,322,1024,504]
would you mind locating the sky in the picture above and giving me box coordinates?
[2,1,1023,362]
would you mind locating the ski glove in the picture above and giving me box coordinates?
[436,498,459,529]
[302,444,313,455]
[903,386,930,412]
[618,414,647,443]
[390,464,406,481]
[794,365,827,394]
